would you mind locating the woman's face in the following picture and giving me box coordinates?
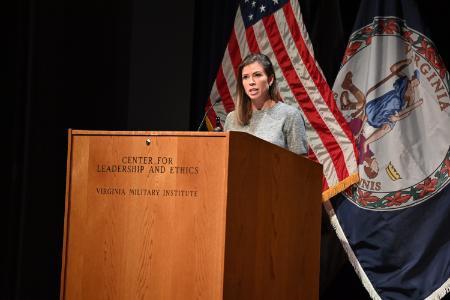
[241,62,273,103]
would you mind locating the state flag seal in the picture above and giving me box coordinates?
[333,16,450,211]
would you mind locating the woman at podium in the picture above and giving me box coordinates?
[224,53,308,155]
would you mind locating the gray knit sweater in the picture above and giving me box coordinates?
[224,102,308,155]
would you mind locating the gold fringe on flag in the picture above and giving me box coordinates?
[322,173,360,202]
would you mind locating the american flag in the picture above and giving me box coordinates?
[205,0,359,200]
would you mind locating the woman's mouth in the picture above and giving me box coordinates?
[248,88,258,95]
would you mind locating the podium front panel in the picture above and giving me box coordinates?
[62,131,229,300]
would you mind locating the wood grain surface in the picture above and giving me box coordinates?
[61,130,322,300]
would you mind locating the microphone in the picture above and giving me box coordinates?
[197,98,222,131]
[213,116,222,132]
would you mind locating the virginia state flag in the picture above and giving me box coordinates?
[328,0,450,298]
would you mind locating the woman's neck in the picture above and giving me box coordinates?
[252,99,276,111]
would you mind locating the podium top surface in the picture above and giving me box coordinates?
[70,130,228,137]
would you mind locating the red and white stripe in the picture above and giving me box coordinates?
[205,0,359,200]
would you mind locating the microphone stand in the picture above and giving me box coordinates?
[197,98,222,131]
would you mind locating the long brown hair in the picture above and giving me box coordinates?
[236,53,281,125]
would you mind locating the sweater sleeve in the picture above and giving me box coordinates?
[284,109,308,155]
[224,111,235,131]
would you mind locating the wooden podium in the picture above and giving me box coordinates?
[61,130,322,300]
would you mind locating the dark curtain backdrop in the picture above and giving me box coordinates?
[6,0,450,299]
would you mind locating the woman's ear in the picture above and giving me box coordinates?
[269,75,274,86]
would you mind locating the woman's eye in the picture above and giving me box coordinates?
[242,75,248,80]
